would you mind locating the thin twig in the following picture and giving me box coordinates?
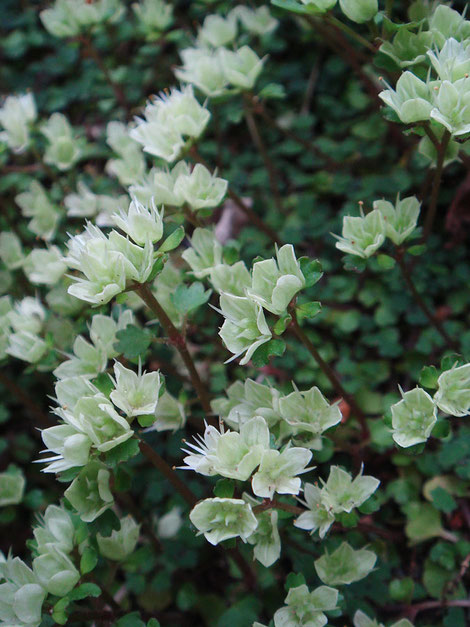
[423,129,451,240]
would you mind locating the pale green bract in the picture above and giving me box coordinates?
[175,47,229,98]
[97,515,141,561]
[314,542,376,585]
[334,209,385,258]
[273,584,338,627]
[64,461,114,522]
[434,363,470,417]
[391,387,437,448]
[23,247,66,286]
[373,196,421,245]
[233,6,278,36]
[132,0,173,36]
[189,497,258,545]
[379,72,433,125]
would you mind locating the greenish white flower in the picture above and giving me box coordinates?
[321,465,380,513]
[156,506,183,538]
[148,391,186,432]
[33,546,79,596]
[218,292,272,365]
[64,181,128,223]
[40,423,92,473]
[315,542,376,585]
[40,0,124,38]
[113,198,164,246]
[294,483,336,538]
[53,335,106,380]
[33,505,75,555]
[105,121,146,186]
[189,497,258,545]
[0,232,25,270]
[6,331,47,364]
[233,6,278,36]
[273,584,338,627]
[210,261,251,297]
[198,14,237,48]
[41,113,82,171]
[247,507,281,567]
[428,38,470,82]
[247,244,305,315]
[278,385,342,449]
[334,208,385,258]
[173,164,228,211]
[434,363,470,417]
[130,86,210,162]
[129,161,189,206]
[218,46,264,91]
[182,228,223,279]
[152,262,185,327]
[252,446,312,499]
[214,416,270,480]
[97,515,140,561]
[353,609,414,627]
[23,247,66,285]
[132,0,173,35]
[429,5,470,48]
[54,375,98,411]
[0,470,25,506]
[91,309,134,359]
[391,387,437,447]
[110,361,162,418]
[339,0,378,23]
[373,195,421,245]
[0,556,46,627]
[176,47,228,98]
[379,72,433,124]
[15,181,60,241]
[380,29,434,68]
[8,297,45,335]
[64,460,114,522]
[430,78,470,137]
[0,93,36,153]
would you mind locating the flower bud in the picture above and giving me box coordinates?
[234,6,278,36]
[315,542,376,585]
[156,506,183,538]
[148,391,186,432]
[132,0,173,36]
[6,331,47,364]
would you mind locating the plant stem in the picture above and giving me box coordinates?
[242,94,285,215]
[139,440,197,507]
[423,129,451,240]
[289,310,369,440]
[136,283,212,415]
[393,249,458,351]
[325,14,377,53]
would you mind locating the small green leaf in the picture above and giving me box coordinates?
[431,419,450,439]
[68,583,101,601]
[251,339,286,367]
[147,254,167,282]
[441,353,465,371]
[105,438,140,467]
[430,487,457,513]
[159,226,185,253]
[419,365,440,389]
[137,414,155,428]
[214,478,235,498]
[147,620,161,627]
[274,313,291,335]
[296,301,321,321]
[93,373,114,397]
[376,254,396,270]
[407,244,427,256]
[285,572,306,590]
[389,577,414,602]
[171,283,211,315]
[258,83,286,100]
[80,547,98,575]
[271,0,314,15]
[52,597,69,625]
[116,612,145,627]
[299,258,323,287]
[114,325,152,360]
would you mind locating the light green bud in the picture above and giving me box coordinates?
[34,505,75,555]
[0,469,25,506]
[391,387,437,447]
[182,228,223,279]
[434,363,470,417]
[41,113,82,171]
[335,208,385,258]
[113,198,164,246]
[15,181,60,241]
[315,542,376,585]
[339,0,377,23]
[130,86,210,162]
[279,385,342,449]
[189,497,258,545]
[321,465,380,513]
[252,446,312,499]
[0,93,36,153]
[0,556,46,627]
[110,362,162,418]
[176,47,229,98]
[294,483,336,538]
[6,331,47,364]
[274,584,338,627]
[233,6,278,36]
[218,46,265,90]
[40,424,92,473]
[173,164,228,211]
[379,72,432,125]
[210,261,251,296]
[218,293,272,365]
[247,244,305,315]
[148,391,186,432]
[23,247,66,285]
[247,508,280,568]
[0,232,25,270]
[33,546,79,596]
[97,515,140,561]
[198,14,237,48]
[64,461,114,522]
[373,195,421,245]
[132,0,173,35]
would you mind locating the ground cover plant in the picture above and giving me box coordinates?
[1,0,470,625]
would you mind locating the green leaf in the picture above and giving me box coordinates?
[105,438,140,467]
[159,226,185,253]
[273,313,291,335]
[419,365,440,389]
[430,487,457,513]
[299,258,323,287]
[376,254,396,270]
[251,339,286,367]
[214,478,235,498]
[296,301,321,322]
[389,577,414,602]
[171,283,211,315]
[52,598,69,625]
[147,620,161,627]
[114,325,152,360]
[285,572,306,590]
[441,353,465,371]
[431,419,450,439]
[405,503,443,542]
[407,244,427,256]
[147,254,167,282]
[258,83,286,100]
[137,414,155,428]
[116,612,145,627]
[80,547,98,575]
[93,373,114,397]
[68,583,101,601]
